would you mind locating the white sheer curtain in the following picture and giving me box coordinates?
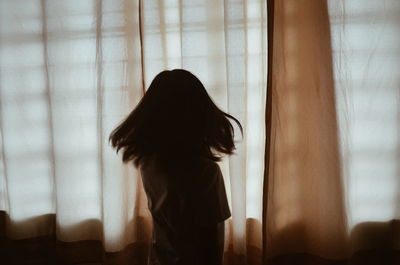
[328,0,400,253]
[0,0,145,251]
[2,0,398,263]
[0,0,266,259]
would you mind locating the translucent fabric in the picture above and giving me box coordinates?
[1,0,399,264]
[328,0,400,255]
[264,0,400,260]
[0,0,146,251]
[0,0,266,261]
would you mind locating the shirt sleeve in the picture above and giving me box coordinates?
[194,162,231,226]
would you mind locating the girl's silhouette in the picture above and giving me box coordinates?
[109,69,242,265]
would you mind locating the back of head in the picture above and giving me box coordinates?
[109,69,242,167]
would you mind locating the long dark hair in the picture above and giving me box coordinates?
[109,69,243,167]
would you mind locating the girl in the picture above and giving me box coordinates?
[109,69,242,265]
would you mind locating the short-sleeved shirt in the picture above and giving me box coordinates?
[139,155,231,265]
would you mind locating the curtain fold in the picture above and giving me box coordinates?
[0,0,150,260]
[1,0,399,264]
[263,0,400,264]
[328,0,400,256]
[0,0,266,264]
[264,0,348,259]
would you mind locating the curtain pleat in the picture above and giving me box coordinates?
[0,0,151,257]
[1,0,399,264]
[0,0,266,264]
[263,0,400,264]
[262,0,274,262]
[264,0,348,258]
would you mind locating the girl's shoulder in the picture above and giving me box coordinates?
[195,156,217,167]
[139,155,221,182]
[139,153,218,168]
[195,158,222,186]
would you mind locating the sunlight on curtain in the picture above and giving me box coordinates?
[0,0,267,259]
[328,0,400,251]
[265,0,348,258]
[0,0,56,237]
[265,0,400,260]
[0,0,146,251]
[142,0,266,256]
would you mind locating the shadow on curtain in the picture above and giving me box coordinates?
[0,211,151,264]
[263,0,400,264]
